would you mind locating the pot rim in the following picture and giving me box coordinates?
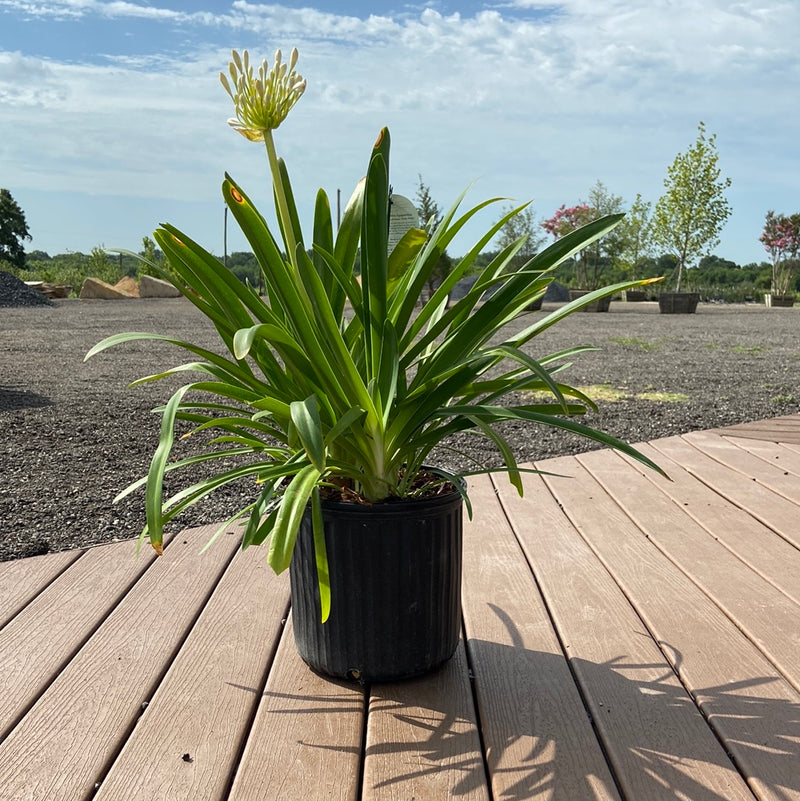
[316,474,465,517]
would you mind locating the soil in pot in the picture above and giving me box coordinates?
[290,487,463,682]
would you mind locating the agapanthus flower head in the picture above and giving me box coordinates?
[220,48,306,141]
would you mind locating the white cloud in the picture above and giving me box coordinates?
[0,51,69,105]
[0,0,196,21]
[1,0,798,262]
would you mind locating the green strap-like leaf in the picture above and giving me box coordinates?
[463,414,522,495]
[144,385,191,554]
[310,488,331,623]
[291,396,325,473]
[268,464,322,574]
[361,129,390,379]
[376,319,399,428]
[435,404,670,479]
[387,227,427,285]
[323,406,366,446]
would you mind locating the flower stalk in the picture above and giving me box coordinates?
[221,48,306,269]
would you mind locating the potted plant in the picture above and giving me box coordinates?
[86,48,665,682]
[651,122,732,314]
[760,210,799,308]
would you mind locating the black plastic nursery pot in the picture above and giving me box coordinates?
[290,487,463,683]
[658,292,699,314]
[568,289,611,312]
[766,294,795,308]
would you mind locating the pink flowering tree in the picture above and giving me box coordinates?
[541,203,600,288]
[760,210,800,297]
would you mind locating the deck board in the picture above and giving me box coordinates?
[495,465,756,801]
[0,548,80,627]
[461,474,623,801]
[535,453,800,801]
[94,544,290,801]
[0,540,159,741]
[710,414,800,445]
[1,414,798,800]
[632,442,800,606]
[226,615,365,801]
[650,435,800,550]
[577,448,800,693]
[685,430,800,502]
[362,642,489,801]
[723,436,800,476]
[0,528,240,801]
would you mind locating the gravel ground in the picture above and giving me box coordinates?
[2,295,799,561]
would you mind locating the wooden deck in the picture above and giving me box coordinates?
[1,415,799,801]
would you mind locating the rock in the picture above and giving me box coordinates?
[79,277,136,300]
[25,280,72,299]
[40,283,72,299]
[114,276,140,297]
[139,274,181,298]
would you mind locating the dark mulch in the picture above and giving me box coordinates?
[1,296,798,561]
[0,271,54,308]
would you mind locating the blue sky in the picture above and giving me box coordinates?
[1,0,798,266]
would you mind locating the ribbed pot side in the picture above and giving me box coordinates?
[290,490,463,682]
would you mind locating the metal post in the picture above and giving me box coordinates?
[223,206,228,268]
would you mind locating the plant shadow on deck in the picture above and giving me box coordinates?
[235,636,800,801]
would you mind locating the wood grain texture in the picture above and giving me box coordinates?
[630,442,800,607]
[650,435,800,549]
[578,447,800,693]
[537,454,800,801]
[497,463,757,801]
[0,527,241,801]
[724,436,800,477]
[685,429,800,502]
[94,547,290,801]
[227,614,365,801]
[711,414,800,445]
[461,474,622,801]
[0,548,80,627]
[0,539,158,740]
[362,642,489,801]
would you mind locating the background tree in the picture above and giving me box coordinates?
[651,121,732,291]
[494,203,546,272]
[759,210,800,297]
[615,193,652,280]
[138,235,164,277]
[541,203,597,288]
[87,245,125,284]
[415,175,453,300]
[415,175,440,233]
[141,236,157,262]
[541,183,624,289]
[585,180,625,285]
[0,188,32,270]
